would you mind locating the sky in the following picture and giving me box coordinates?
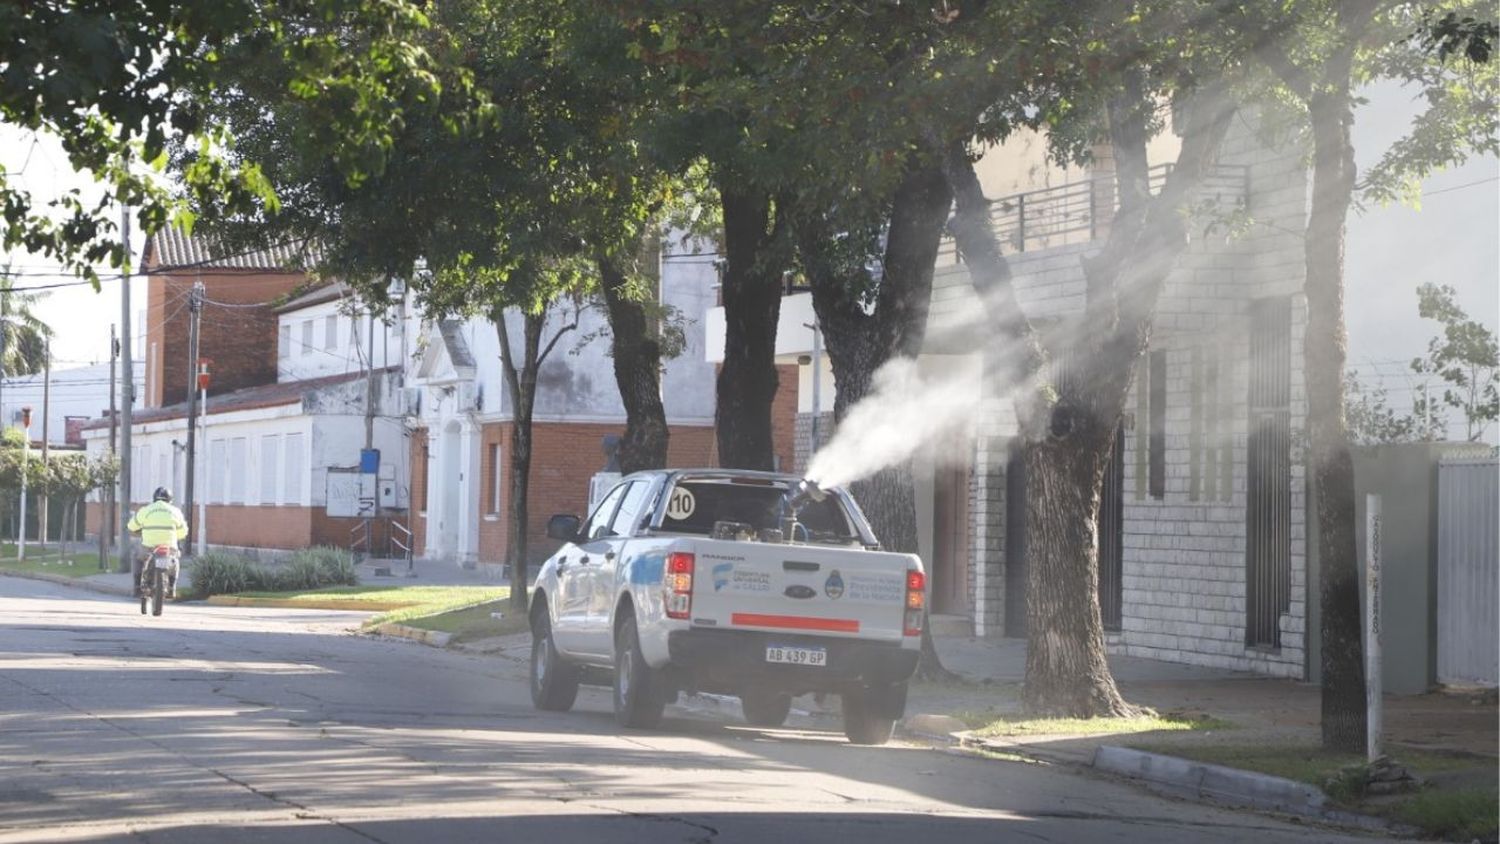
[1,79,1496,396]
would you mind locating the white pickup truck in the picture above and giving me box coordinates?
[528,469,926,744]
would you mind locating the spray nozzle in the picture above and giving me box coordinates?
[787,479,828,511]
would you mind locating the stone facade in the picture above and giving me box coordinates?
[931,114,1314,678]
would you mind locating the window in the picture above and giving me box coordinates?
[609,481,655,537]
[1148,350,1166,500]
[583,483,629,540]
[485,442,502,516]
[300,320,313,356]
[283,432,304,505]
[278,325,291,360]
[228,437,247,503]
[658,479,855,544]
[209,440,227,503]
[260,435,280,504]
[324,315,338,351]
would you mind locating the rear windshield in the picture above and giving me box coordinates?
[655,479,858,544]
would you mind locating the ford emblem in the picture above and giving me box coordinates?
[784,585,816,600]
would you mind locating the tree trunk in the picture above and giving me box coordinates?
[803,161,955,678]
[715,184,782,470]
[1307,87,1367,753]
[1022,430,1140,716]
[943,81,1234,715]
[599,255,669,473]
[496,310,547,614]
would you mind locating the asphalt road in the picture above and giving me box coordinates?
[0,577,1386,844]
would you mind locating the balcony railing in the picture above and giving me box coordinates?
[939,163,1250,261]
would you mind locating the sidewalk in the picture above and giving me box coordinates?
[912,635,1498,764]
[0,554,521,597]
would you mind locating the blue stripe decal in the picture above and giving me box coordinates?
[628,552,665,586]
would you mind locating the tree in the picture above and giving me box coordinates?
[1,0,452,280]
[1410,282,1499,442]
[0,273,52,377]
[1344,369,1429,444]
[1249,0,1497,751]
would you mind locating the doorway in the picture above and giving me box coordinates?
[931,462,972,615]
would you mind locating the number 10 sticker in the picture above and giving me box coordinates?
[666,487,696,520]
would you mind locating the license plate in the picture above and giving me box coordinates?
[765,645,826,667]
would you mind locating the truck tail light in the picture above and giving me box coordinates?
[904,569,925,636]
[664,552,694,620]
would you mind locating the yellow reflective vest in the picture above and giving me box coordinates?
[128,500,188,547]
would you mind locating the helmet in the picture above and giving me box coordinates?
[152,486,173,502]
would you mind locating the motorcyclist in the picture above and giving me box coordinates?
[127,487,188,599]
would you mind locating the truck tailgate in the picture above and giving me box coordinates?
[689,539,914,643]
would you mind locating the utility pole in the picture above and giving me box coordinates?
[100,324,117,569]
[195,360,209,557]
[182,281,203,552]
[18,406,29,561]
[117,205,134,575]
[365,307,377,452]
[39,338,49,549]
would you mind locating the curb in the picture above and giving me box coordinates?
[900,713,968,743]
[1092,745,1328,816]
[205,596,410,611]
[372,622,453,648]
[0,568,133,597]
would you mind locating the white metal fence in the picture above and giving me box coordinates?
[1436,456,1499,688]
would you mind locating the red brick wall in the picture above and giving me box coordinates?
[89,501,315,549]
[772,363,799,473]
[479,421,716,565]
[144,267,306,408]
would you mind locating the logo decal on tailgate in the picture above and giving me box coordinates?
[824,569,845,600]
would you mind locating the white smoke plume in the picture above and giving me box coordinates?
[805,357,983,489]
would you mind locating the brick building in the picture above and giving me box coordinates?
[142,229,313,408]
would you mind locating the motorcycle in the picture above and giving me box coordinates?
[139,544,179,617]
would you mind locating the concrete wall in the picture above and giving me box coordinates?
[1348,443,1447,694]
[277,298,408,382]
[0,361,143,446]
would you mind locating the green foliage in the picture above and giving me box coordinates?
[188,546,357,598]
[1410,282,1499,441]
[188,552,257,597]
[1344,369,1433,445]
[0,274,52,377]
[284,546,358,590]
[0,0,457,283]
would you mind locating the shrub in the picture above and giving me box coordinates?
[280,546,357,591]
[187,547,358,597]
[188,552,256,598]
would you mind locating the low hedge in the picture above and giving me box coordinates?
[188,546,357,598]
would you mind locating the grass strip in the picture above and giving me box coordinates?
[1128,742,1498,841]
[392,598,527,643]
[0,546,105,578]
[962,711,1233,737]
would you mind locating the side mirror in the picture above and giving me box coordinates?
[546,514,581,542]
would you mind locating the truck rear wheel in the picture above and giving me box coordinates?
[530,609,579,711]
[613,616,666,729]
[842,683,904,745]
[740,690,793,727]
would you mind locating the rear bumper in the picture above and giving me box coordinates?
[666,628,918,695]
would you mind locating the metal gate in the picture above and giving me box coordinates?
[1437,456,1499,687]
[1099,424,1125,631]
[1245,297,1291,648]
